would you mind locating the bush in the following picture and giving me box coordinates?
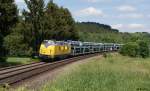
[120,41,150,58]
[120,42,139,57]
[138,41,149,58]
[103,53,107,58]
[3,34,33,57]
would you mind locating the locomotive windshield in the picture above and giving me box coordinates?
[42,40,55,46]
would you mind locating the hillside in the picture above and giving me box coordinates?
[76,22,150,44]
[76,22,119,33]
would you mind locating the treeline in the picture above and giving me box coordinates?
[76,22,121,43]
[76,22,150,58]
[0,0,78,58]
[0,0,150,59]
[76,22,150,44]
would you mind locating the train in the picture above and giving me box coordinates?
[39,40,123,60]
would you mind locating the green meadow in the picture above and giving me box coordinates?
[7,53,150,91]
[0,57,39,68]
[42,53,150,91]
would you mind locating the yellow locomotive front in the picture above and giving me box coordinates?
[39,40,71,59]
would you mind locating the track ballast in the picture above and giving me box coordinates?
[0,53,100,87]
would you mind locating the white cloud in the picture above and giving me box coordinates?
[118,13,144,19]
[127,24,145,29]
[111,23,146,32]
[111,24,123,29]
[74,7,104,17]
[117,5,137,12]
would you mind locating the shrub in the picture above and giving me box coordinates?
[120,42,139,57]
[120,41,150,58]
[103,53,107,58]
[3,34,33,57]
[138,41,149,58]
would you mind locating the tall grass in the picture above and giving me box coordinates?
[41,53,150,91]
[9,53,150,91]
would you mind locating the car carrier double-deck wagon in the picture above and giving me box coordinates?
[39,40,122,60]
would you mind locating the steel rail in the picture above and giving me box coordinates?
[0,62,46,75]
[0,53,100,86]
[0,62,41,71]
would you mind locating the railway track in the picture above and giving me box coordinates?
[0,53,100,87]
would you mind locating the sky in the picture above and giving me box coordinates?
[15,0,150,33]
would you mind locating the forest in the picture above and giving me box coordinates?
[0,0,150,58]
[77,22,150,43]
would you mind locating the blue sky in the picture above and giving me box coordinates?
[15,0,150,33]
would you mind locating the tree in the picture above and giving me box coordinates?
[44,1,78,40]
[3,21,33,56]
[0,0,18,58]
[0,0,18,36]
[138,41,149,58]
[23,0,45,53]
[0,34,5,61]
[23,0,78,55]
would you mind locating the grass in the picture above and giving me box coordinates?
[7,53,150,91]
[41,53,150,91]
[0,57,39,68]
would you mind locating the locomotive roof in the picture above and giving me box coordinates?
[43,40,69,45]
[42,40,122,46]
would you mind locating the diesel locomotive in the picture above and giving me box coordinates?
[39,40,122,60]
